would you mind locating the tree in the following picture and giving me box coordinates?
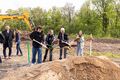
[61,3,75,33]
[110,0,120,37]
[92,0,115,35]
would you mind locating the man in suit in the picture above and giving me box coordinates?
[2,25,14,59]
[58,27,69,60]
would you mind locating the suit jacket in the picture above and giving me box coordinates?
[58,32,69,47]
[2,30,14,47]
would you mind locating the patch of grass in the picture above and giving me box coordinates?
[69,34,92,40]
[69,33,120,40]
[85,51,120,58]
[69,34,76,39]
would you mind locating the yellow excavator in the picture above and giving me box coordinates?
[0,11,33,30]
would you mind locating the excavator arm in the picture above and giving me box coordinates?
[0,12,32,30]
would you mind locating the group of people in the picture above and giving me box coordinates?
[0,25,85,64]
[0,25,22,63]
[30,26,85,64]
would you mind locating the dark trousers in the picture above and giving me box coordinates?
[59,47,67,60]
[3,46,12,58]
[16,42,22,55]
[0,56,2,63]
[43,48,53,61]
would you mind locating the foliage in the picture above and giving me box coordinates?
[0,0,120,38]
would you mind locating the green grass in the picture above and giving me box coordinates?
[69,34,93,40]
[69,33,120,40]
[85,51,120,58]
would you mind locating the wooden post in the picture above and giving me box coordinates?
[89,34,93,56]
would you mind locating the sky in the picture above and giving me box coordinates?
[0,0,86,13]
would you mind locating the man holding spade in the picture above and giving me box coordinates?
[58,27,69,60]
[30,26,44,64]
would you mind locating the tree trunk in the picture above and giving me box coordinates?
[102,13,109,34]
[102,0,109,35]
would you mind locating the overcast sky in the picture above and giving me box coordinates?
[0,0,86,13]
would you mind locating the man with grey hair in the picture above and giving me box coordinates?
[58,27,69,60]
[2,25,14,59]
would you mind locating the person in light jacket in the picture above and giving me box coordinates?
[76,30,84,56]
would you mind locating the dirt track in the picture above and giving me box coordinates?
[84,38,120,54]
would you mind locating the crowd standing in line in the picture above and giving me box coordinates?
[0,25,89,64]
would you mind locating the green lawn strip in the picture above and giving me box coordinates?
[84,51,120,58]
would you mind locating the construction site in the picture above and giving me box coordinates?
[0,0,120,80]
[0,39,120,80]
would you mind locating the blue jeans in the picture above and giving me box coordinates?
[16,42,22,55]
[59,47,67,60]
[32,47,42,64]
[76,43,84,56]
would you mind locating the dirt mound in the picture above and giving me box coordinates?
[2,56,120,80]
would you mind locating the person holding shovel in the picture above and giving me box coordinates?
[58,27,69,60]
[76,30,84,56]
[30,26,44,64]
[43,29,55,62]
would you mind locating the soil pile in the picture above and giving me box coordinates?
[1,56,120,80]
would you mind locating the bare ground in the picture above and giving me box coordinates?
[0,38,120,80]
[1,56,120,80]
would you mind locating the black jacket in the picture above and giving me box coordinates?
[2,30,14,47]
[15,32,21,43]
[46,34,54,48]
[0,33,4,43]
[0,56,2,63]
[58,32,69,47]
[30,31,44,48]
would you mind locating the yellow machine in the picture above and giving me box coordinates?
[0,11,32,30]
